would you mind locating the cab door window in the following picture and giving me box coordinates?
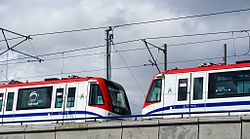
[66,87,76,108]
[6,92,14,111]
[193,77,203,100]
[0,93,3,112]
[178,79,188,101]
[89,84,104,105]
[55,88,64,108]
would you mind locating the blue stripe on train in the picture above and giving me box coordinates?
[0,111,103,118]
[146,100,250,115]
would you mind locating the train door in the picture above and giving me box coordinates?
[52,84,66,122]
[0,89,5,124]
[62,83,78,121]
[190,72,207,116]
[163,74,177,118]
[175,73,191,118]
[74,81,88,121]
[3,88,16,123]
[85,81,105,120]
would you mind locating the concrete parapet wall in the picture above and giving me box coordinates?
[0,116,250,139]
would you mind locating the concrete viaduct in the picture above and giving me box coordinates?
[0,116,250,139]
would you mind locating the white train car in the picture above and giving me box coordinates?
[142,62,250,118]
[0,77,131,124]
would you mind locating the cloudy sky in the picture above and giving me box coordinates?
[0,0,250,114]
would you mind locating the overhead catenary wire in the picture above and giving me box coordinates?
[115,7,250,28]
[1,51,246,84]
[0,29,249,64]
[10,52,250,81]
[167,35,249,48]
[1,7,250,112]
[30,7,250,36]
[241,30,250,55]
[112,44,146,98]
[0,35,248,66]
[0,29,249,83]
[2,33,248,79]
[32,7,250,36]
[0,34,248,65]
[28,40,38,57]
[113,29,250,46]
[1,7,250,43]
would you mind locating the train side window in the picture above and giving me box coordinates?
[0,93,3,112]
[89,84,104,105]
[208,70,250,98]
[17,86,53,110]
[243,73,250,93]
[193,77,203,100]
[178,79,188,101]
[66,87,76,108]
[6,92,14,111]
[55,88,64,108]
[146,79,162,102]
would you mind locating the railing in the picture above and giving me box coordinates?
[1,109,250,125]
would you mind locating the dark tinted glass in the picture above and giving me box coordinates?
[105,80,131,115]
[193,77,203,100]
[66,87,76,107]
[208,70,250,98]
[17,87,52,110]
[0,93,3,112]
[6,92,14,111]
[55,88,64,108]
[146,79,162,102]
[178,79,188,101]
[89,84,104,105]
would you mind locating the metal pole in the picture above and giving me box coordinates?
[224,44,227,65]
[106,27,112,80]
[164,44,168,71]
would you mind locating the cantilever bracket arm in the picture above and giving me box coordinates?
[240,30,250,55]
[144,40,164,52]
[141,39,161,72]
[11,49,43,62]
[0,28,43,62]
[0,28,30,39]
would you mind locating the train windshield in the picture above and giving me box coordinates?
[105,80,131,115]
[146,79,162,102]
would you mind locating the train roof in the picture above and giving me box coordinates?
[160,62,250,75]
[0,77,104,89]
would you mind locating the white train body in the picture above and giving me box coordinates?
[142,62,250,118]
[0,77,131,124]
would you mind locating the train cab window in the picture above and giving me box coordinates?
[66,87,76,108]
[0,93,3,112]
[89,84,104,105]
[105,80,131,115]
[193,77,203,100]
[178,79,188,101]
[17,87,53,110]
[6,92,14,111]
[146,79,162,102]
[55,88,64,108]
[208,70,250,98]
